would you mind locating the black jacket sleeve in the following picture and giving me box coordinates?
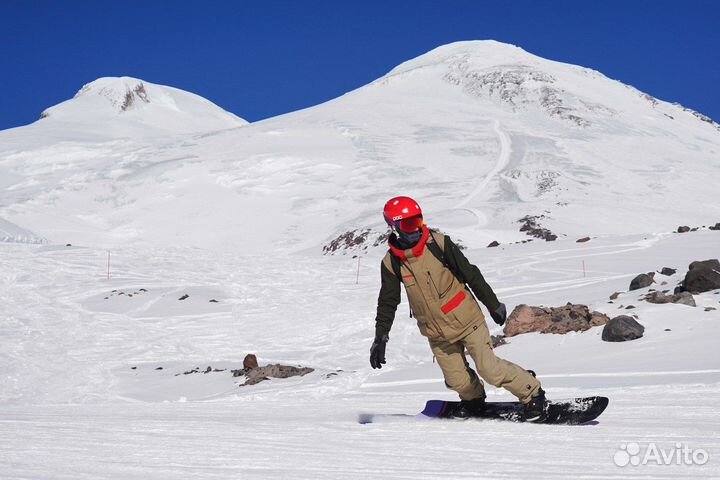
[374,261,401,338]
[443,235,501,312]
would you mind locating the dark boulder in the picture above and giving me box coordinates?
[689,259,720,271]
[487,241,500,248]
[629,272,655,291]
[677,226,690,233]
[576,237,591,243]
[602,316,645,342]
[709,223,720,231]
[659,267,677,276]
[680,259,720,293]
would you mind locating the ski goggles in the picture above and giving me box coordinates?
[386,214,424,233]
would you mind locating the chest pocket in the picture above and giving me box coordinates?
[427,267,456,300]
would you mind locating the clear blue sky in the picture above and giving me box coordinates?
[1,0,719,130]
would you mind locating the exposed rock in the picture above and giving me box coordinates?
[233,364,315,386]
[178,294,189,300]
[602,315,645,342]
[672,291,696,307]
[491,335,506,348]
[659,267,677,276]
[609,292,622,300]
[625,305,636,310]
[243,354,259,369]
[706,307,718,312]
[576,237,591,243]
[644,291,672,304]
[323,228,390,255]
[678,259,720,294]
[689,259,720,271]
[629,272,655,291]
[120,83,150,111]
[504,303,609,337]
[518,215,557,241]
[677,226,690,233]
[709,223,720,231]
[487,241,500,248]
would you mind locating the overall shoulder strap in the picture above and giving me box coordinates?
[426,231,447,266]
[383,251,403,280]
[427,231,466,284]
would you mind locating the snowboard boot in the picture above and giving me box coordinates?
[524,388,547,422]
[450,397,486,419]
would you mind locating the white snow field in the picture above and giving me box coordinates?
[1,41,719,479]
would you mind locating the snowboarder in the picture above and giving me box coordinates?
[370,196,547,420]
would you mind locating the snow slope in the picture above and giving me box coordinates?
[1,231,719,479]
[1,41,719,479]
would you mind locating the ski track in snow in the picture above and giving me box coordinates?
[453,119,511,226]
[1,232,720,479]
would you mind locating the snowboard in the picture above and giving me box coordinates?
[358,396,608,425]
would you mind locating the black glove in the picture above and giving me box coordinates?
[370,335,389,369]
[490,303,507,326]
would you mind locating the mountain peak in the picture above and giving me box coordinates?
[73,76,152,113]
[386,40,540,77]
[37,76,247,137]
[375,40,699,130]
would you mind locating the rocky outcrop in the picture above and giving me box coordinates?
[487,241,500,248]
[643,291,673,304]
[504,303,609,337]
[643,290,695,307]
[233,363,314,386]
[659,267,677,276]
[322,228,388,255]
[120,83,150,111]
[709,223,720,231]
[677,226,690,233]
[576,237,591,243]
[676,259,720,294]
[629,272,655,291]
[518,215,557,241]
[601,316,644,342]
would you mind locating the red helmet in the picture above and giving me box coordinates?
[383,196,424,233]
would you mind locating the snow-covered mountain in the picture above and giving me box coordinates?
[2,76,246,145]
[0,42,718,253]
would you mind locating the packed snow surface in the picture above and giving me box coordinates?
[1,41,719,479]
[1,231,719,479]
